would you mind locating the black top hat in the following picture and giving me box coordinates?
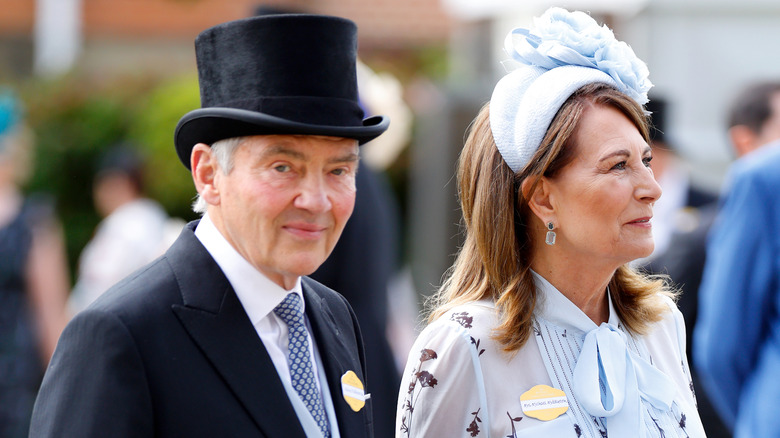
[646,96,667,144]
[174,14,389,169]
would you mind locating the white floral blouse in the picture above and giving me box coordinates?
[396,274,706,437]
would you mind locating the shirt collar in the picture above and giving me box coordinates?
[194,213,303,325]
[533,270,619,333]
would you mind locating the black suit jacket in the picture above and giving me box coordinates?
[30,221,372,437]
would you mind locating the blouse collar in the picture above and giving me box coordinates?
[532,270,620,333]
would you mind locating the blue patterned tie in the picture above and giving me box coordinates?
[274,293,330,437]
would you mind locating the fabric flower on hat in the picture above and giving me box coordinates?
[490,7,654,173]
[595,39,652,105]
[504,7,651,105]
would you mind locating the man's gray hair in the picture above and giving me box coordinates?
[191,136,245,214]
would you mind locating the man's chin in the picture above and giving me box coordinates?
[286,257,329,278]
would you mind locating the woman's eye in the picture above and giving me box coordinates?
[611,161,627,171]
[643,156,653,167]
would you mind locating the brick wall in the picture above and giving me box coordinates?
[0,0,453,78]
[0,0,34,34]
[0,0,452,46]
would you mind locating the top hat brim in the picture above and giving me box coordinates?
[174,107,390,169]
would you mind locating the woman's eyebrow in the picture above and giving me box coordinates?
[599,149,630,162]
[598,146,652,162]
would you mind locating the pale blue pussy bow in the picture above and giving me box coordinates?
[572,323,676,438]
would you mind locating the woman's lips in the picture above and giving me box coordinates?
[627,217,652,227]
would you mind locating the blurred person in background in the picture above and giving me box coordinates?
[639,96,718,275]
[310,59,413,438]
[0,90,69,437]
[352,60,419,376]
[695,81,780,438]
[637,97,727,436]
[67,143,183,315]
[397,8,705,437]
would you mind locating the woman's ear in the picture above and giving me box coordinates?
[191,143,220,206]
[521,176,555,223]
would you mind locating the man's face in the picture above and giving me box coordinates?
[206,135,359,290]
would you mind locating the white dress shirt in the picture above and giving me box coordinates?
[195,213,340,437]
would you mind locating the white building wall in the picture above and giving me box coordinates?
[623,1,780,191]
[443,0,780,191]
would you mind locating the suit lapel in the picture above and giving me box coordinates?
[303,280,370,438]
[167,223,307,438]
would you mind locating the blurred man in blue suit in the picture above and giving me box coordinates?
[696,81,780,438]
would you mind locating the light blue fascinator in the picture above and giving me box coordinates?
[490,8,652,173]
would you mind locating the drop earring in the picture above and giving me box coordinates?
[545,222,556,246]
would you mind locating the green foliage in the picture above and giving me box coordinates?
[414,45,449,81]
[19,74,200,278]
[22,79,137,274]
[128,74,200,221]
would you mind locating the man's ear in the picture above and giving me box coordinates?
[728,125,759,158]
[521,176,555,224]
[191,143,220,206]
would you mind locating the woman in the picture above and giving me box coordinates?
[396,8,705,438]
[0,90,70,437]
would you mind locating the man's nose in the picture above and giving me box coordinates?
[294,174,332,212]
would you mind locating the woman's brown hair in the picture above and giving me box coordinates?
[428,83,672,352]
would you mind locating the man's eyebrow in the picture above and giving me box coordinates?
[329,152,360,163]
[259,144,359,164]
[260,144,306,160]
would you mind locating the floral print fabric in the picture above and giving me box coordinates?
[396,279,705,437]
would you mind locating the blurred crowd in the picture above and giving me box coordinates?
[636,81,780,437]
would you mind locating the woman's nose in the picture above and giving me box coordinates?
[638,166,662,204]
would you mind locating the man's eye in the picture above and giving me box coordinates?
[274,164,290,172]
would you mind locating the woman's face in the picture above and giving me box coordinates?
[545,103,662,266]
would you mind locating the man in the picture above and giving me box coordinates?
[695,81,780,438]
[30,14,388,438]
[68,144,181,315]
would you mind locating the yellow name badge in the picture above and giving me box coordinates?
[520,385,569,421]
[341,370,369,412]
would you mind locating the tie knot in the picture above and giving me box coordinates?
[274,292,305,326]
